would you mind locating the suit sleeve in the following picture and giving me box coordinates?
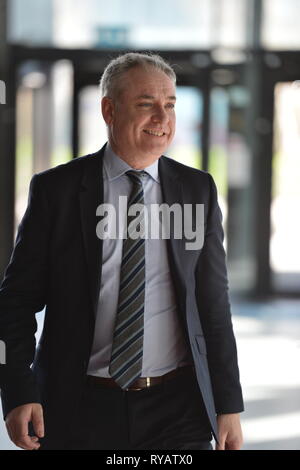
[195,173,244,414]
[0,174,49,419]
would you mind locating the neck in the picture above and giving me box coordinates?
[108,141,160,169]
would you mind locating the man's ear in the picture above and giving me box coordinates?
[101,97,114,125]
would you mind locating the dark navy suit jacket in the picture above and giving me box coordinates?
[0,144,244,447]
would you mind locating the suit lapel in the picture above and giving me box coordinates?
[158,156,185,292]
[79,146,105,317]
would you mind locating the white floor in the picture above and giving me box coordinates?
[233,299,300,450]
[1,299,300,450]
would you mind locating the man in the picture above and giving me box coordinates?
[0,52,244,450]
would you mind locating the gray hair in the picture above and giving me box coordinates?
[99,52,176,99]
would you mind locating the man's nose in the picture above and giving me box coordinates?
[151,106,168,123]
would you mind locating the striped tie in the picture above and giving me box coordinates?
[109,170,146,389]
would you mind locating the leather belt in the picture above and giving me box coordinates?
[86,364,194,391]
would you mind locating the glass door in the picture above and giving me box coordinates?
[271,81,300,292]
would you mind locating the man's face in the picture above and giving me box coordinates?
[102,66,176,164]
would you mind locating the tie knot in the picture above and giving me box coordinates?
[126,170,146,186]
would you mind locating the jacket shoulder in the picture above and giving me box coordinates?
[161,155,213,183]
[34,151,99,182]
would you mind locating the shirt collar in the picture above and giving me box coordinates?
[103,142,160,183]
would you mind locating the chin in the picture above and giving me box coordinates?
[145,142,168,153]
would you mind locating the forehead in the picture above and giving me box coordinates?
[120,66,176,98]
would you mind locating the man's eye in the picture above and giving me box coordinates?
[166,103,175,109]
[138,103,152,107]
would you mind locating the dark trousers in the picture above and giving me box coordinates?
[44,366,213,450]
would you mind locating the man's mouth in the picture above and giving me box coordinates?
[143,129,166,137]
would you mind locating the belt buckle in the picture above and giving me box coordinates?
[125,377,151,391]
[125,386,143,391]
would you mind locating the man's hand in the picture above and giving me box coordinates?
[216,413,243,450]
[5,403,44,450]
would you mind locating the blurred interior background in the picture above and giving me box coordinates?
[0,0,300,450]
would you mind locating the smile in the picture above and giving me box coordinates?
[143,129,165,137]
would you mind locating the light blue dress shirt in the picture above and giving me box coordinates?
[87,143,191,378]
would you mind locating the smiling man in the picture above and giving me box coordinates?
[0,52,244,450]
[101,64,176,169]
